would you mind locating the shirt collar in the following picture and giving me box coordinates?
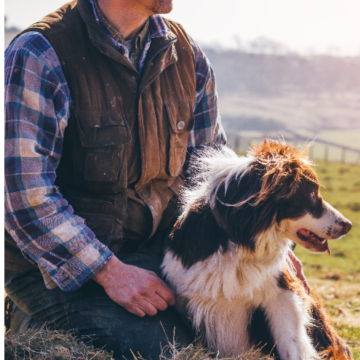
[135,19,150,49]
[148,14,169,40]
[92,0,125,44]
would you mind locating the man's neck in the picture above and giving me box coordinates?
[97,0,151,40]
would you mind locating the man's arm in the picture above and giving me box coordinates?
[185,36,227,174]
[288,251,310,294]
[5,32,175,315]
[5,32,113,290]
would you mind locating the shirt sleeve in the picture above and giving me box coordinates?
[185,36,227,172]
[5,32,113,291]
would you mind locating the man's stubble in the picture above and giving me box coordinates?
[148,0,173,15]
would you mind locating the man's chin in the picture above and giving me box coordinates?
[150,0,173,15]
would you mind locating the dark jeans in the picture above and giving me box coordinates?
[5,228,194,359]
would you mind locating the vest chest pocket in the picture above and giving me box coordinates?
[75,112,131,184]
[165,101,195,177]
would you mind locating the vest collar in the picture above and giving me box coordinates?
[139,33,178,92]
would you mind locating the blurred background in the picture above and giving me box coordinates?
[5,0,360,163]
[4,0,360,355]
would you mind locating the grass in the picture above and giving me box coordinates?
[5,325,114,360]
[4,325,275,360]
[294,160,360,357]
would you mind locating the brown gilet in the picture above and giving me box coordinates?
[5,0,196,271]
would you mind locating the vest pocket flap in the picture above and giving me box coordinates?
[165,101,194,134]
[76,113,131,147]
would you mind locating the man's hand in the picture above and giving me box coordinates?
[92,256,176,317]
[288,251,311,295]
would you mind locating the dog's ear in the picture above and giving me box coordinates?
[211,166,277,250]
[167,203,229,269]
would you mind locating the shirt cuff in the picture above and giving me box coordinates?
[40,240,113,291]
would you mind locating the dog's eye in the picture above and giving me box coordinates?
[310,191,316,198]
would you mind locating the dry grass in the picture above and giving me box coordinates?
[306,277,360,357]
[310,278,360,328]
[4,325,275,360]
[154,342,273,360]
[5,325,114,360]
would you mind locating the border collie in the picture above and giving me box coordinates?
[162,140,353,360]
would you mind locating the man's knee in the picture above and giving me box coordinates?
[77,306,194,359]
[7,302,41,335]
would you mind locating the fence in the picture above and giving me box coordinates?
[229,133,360,164]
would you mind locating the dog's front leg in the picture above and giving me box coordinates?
[307,294,352,359]
[264,289,320,360]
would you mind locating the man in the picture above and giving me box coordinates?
[5,0,308,358]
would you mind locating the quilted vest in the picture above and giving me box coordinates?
[5,0,196,270]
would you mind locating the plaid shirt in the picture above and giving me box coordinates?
[4,6,226,291]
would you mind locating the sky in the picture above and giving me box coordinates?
[4,0,360,56]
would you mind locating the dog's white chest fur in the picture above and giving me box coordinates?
[162,242,319,360]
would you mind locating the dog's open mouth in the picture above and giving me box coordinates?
[296,229,331,255]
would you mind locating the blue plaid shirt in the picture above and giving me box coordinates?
[4,7,226,291]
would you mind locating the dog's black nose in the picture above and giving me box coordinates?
[342,220,352,233]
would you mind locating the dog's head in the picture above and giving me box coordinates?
[188,139,352,255]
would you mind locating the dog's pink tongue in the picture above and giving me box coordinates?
[325,240,331,255]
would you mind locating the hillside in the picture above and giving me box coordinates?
[203,49,360,133]
[205,50,360,96]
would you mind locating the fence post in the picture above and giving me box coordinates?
[308,146,314,159]
[324,146,329,162]
[341,148,346,163]
[234,137,240,152]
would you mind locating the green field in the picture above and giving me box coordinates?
[294,160,360,357]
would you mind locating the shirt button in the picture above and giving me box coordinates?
[177,120,185,131]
